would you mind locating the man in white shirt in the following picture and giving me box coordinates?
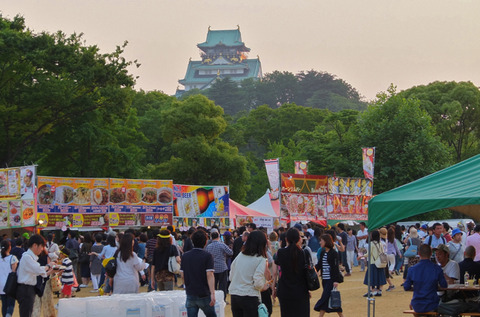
[435,244,460,284]
[16,234,54,317]
[357,222,368,271]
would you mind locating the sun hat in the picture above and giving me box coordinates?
[409,228,419,238]
[435,244,450,254]
[379,228,388,239]
[451,228,463,237]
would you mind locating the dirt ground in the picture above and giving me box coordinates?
[12,267,414,317]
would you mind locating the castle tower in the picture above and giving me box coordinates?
[177,26,262,95]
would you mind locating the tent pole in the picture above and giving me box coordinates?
[367,233,375,317]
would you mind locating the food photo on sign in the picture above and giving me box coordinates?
[20,166,35,200]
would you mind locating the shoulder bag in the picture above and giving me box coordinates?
[3,255,17,299]
[168,245,181,274]
[303,248,320,291]
[373,242,388,268]
[403,238,418,258]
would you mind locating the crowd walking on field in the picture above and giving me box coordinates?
[2,219,480,317]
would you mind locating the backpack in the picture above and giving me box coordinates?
[373,242,388,268]
[427,235,446,247]
[104,250,119,278]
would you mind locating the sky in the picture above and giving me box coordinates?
[2,0,480,101]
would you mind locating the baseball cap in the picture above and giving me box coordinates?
[435,244,450,254]
[293,223,302,231]
[223,231,232,237]
[421,224,428,229]
[451,228,463,237]
[210,228,219,234]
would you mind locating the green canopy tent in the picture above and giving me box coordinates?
[368,154,480,230]
[366,154,480,316]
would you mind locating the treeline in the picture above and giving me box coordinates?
[181,70,367,116]
[2,15,480,213]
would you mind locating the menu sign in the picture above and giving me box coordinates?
[172,217,230,230]
[173,185,229,218]
[0,166,37,229]
[37,176,174,227]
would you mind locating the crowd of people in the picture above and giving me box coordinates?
[1,220,480,317]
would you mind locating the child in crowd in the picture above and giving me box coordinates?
[59,247,74,298]
[357,247,367,271]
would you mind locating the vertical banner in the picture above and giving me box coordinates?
[294,161,308,175]
[362,147,375,180]
[264,159,280,200]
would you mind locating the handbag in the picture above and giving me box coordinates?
[3,256,17,299]
[35,275,47,297]
[51,274,62,293]
[78,252,90,264]
[404,239,418,258]
[328,287,342,309]
[258,303,269,317]
[303,249,320,291]
[373,243,388,268]
[168,245,180,274]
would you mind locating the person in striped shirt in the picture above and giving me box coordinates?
[59,247,74,298]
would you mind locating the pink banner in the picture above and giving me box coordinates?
[264,159,280,199]
[362,148,375,180]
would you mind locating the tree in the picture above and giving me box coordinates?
[297,70,366,111]
[357,85,450,193]
[0,15,136,167]
[206,77,243,116]
[256,71,298,107]
[152,95,250,201]
[399,81,480,162]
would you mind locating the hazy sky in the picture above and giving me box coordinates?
[2,0,480,100]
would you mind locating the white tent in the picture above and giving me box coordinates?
[247,190,280,217]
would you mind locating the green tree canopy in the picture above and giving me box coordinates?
[0,15,136,167]
[151,95,250,201]
[399,81,480,162]
[358,86,450,193]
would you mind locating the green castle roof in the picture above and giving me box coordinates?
[179,58,262,86]
[197,29,250,51]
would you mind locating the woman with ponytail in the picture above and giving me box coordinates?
[0,240,18,317]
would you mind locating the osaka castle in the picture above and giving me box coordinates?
[177,26,262,95]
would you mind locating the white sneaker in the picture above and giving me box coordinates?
[90,289,98,293]
[79,284,88,288]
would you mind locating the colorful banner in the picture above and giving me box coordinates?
[326,194,369,221]
[264,159,280,200]
[173,185,229,218]
[294,161,308,175]
[281,174,328,194]
[362,147,375,180]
